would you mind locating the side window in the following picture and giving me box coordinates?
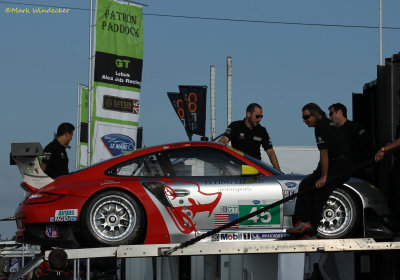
[163,147,245,177]
[106,154,164,177]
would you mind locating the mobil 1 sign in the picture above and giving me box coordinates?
[238,200,281,228]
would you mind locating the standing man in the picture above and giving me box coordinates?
[286,103,352,239]
[40,122,75,179]
[328,103,373,179]
[219,103,281,171]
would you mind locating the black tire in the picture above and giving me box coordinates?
[81,190,145,246]
[317,188,360,239]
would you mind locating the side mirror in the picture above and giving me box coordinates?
[242,165,259,176]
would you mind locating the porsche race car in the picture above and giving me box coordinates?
[11,141,392,248]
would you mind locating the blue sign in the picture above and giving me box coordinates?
[101,134,135,156]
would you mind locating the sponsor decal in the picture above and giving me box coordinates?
[103,95,140,114]
[220,233,242,241]
[243,233,251,240]
[101,134,135,156]
[239,132,245,139]
[50,209,78,222]
[252,200,260,205]
[253,136,262,141]
[211,234,219,242]
[215,213,239,229]
[284,190,296,200]
[251,233,287,240]
[45,225,59,238]
[220,206,239,213]
[55,209,78,217]
[284,182,297,188]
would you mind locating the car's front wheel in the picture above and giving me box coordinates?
[81,190,145,246]
[317,188,360,239]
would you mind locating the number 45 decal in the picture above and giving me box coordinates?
[239,205,281,227]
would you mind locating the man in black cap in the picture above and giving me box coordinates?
[219,103,281,171]
[286,103,352,239]
[40,123,75,179]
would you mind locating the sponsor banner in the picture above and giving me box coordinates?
[212,232,287,242]
[167,86,207,139]
[91,0,143,164]
[78,84,89,168]
[178,85,207,137]
[91,121,137,163]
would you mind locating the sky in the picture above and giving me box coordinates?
[0,0,399,239]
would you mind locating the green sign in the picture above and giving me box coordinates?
[239,204,281,227]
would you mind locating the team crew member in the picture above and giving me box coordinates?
[40,123,75,179]
[219,103,281,171]
[375,91,400,219]
[328,103,373,179]
[286,103,352,239]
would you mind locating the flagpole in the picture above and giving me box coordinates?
[379,0,382,66]
[87,0,94,166]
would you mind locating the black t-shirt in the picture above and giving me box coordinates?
[42,139,69,179]
[315,118,351,161]
[339,120,372,163]
[223,119,273,160]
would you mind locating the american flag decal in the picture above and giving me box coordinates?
[214,213,239,228]
[133,99,140,114]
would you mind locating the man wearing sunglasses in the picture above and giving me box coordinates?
[286,103,352,239]
[328,103,373,180]
[219,103,281,171]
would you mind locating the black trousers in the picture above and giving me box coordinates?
[387,158,400,219]
[293,157,352,232]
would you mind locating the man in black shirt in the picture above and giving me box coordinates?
[287,103,352,239]
[41,123,75,179]
[328,103,373,179]
[219,103,281,171]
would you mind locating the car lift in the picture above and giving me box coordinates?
[9,238,400,280]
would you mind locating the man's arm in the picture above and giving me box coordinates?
[375,138,400,162]
[40,162,47,172]
[266,148,281,172]
[219,136,230,144]
[316,149,329,188]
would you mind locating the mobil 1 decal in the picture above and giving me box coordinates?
[238,200,281,228]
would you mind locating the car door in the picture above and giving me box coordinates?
[158,146,284,233]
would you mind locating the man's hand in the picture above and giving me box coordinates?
[315,176,327,188]
[219,136,230,144]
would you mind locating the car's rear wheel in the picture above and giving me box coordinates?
[317,188,360,239]
[81,190,145,246]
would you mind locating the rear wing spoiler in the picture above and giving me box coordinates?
[10,143,54,190]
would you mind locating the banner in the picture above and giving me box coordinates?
[77,84,89,168]
[91,0,143,164]
[179,85,207,137]
[167,86,207,140]
[167,92,191,139]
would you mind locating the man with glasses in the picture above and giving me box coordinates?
[328,103,373,179]
[286,103,352,239]
[219,103,281,171]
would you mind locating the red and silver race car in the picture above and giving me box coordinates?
[11,141,392,248]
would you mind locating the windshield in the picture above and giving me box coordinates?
[243,154,284,176]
